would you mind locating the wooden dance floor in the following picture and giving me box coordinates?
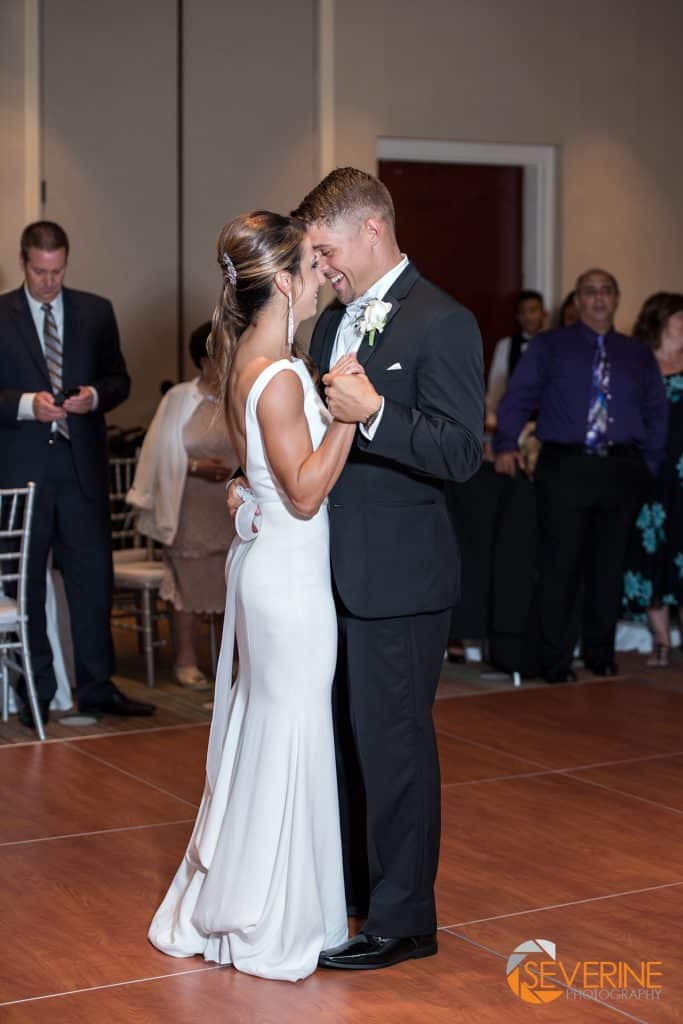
[1,653,681,1022]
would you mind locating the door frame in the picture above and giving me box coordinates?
[377,137,557,310]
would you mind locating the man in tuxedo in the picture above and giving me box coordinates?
[292,168,484,969]
[486,288,546,423]
[0,220,154,727]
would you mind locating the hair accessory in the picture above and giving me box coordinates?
[221,252,237,286]
[287,292,294,350]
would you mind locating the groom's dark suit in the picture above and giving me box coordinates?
[0,285,130,706]
[310,262,483,937]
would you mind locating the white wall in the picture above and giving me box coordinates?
[182,1,319,358]
[41,0,179,427]
[332,0,683,332]
[0,1,29,292]
[29,0,319,426]
[3,0,682,425]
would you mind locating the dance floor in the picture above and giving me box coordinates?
[1,652,681,1022]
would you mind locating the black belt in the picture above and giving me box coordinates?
[542,442,639,459]
[47,433,71,446]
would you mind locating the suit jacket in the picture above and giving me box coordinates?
[0,285,130,499]
[310,262,484,618]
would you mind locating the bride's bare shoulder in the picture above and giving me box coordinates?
[231,356,279,404]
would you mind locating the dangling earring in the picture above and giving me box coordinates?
[287,292,294,351]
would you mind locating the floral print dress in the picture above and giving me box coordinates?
[622,372,683,618]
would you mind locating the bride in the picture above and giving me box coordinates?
[148,211,362,982]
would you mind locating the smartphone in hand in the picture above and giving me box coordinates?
[53,387,80,406]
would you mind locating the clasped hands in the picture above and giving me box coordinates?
[493,451,527,477]
[225,353,382,524]
[33,387,94,422]
[323,353,382,424]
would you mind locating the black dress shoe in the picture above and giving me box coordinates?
[17,697,50,729]
[543,668,577,684]
[79,690,155,717]
[586,661,619,677]
[318,931,437,970]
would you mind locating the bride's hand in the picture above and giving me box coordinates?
[190,457,232,482]
[226,475,248,519]
[329,353,365,377]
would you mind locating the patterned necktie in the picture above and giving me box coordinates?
[41,302,69,439]
[334,298,371,362]
[584,333,609,453]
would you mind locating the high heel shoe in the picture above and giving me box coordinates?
[646,643,670,668]
[174,665,211,690]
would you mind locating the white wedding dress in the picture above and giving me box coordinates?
[148,359,348,982]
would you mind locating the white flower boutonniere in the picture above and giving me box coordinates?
[358,299,392,347]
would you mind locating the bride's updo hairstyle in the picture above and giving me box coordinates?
[209,211,305,383]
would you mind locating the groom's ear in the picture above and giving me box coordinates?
[364,217,383,246]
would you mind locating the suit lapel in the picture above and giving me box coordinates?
[319,305,344,375]
[11,288,52,388]
[356,262,420,368]
[61,288,82,389]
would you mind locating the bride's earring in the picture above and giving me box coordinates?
[287,292,294,351]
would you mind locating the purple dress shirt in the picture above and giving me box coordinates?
[493,321,668,475]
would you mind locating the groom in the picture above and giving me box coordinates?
[292,168,484,969]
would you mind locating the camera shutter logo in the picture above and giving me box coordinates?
[506,939,563,1004]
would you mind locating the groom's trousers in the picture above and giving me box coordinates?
[333,603,450,938]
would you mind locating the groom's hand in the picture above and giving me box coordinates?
[323,371,382,424]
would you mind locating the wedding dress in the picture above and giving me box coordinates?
[148,359,348,982]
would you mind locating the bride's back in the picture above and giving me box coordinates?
[226,346,275,470]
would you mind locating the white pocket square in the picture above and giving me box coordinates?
[386,362,402,371]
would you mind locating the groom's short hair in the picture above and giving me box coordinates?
[292,167,395,231]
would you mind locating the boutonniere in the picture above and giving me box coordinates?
[357,299,392,347]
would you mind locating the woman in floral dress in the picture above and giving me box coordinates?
[622,293,683,666]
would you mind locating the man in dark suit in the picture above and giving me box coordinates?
[292,168,484,969]
[0,220,154,727]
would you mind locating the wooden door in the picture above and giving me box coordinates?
[379,160,523,370]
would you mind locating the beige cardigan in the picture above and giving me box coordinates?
[126,380,204,545]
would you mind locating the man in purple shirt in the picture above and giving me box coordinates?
[493,269,668,682]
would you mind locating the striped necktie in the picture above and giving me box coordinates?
[41,302,69,439]
[584,333,609,453]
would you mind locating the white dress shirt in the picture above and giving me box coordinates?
[330,254,409,439]
[17,285,98,420]
[485,333,531,415]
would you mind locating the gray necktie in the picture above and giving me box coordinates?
[42,302,69,439]
[335,298,371,361]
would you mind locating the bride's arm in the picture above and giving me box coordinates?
[258,372,355,518]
